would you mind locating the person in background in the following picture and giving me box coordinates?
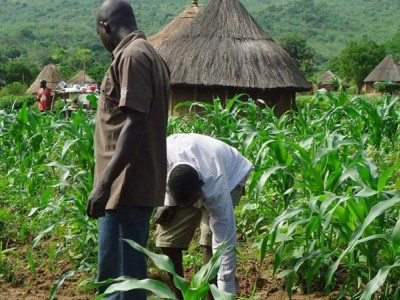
[154,133,254,299]
[35,80,53,111]
[86,0,170,299]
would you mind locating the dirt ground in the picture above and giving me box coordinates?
[0,257,332,300]
[0,237,336,300]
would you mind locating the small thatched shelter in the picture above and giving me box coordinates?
[318,70,342,91]
[155,0,311,115]
[26,64,65,94]
[148,0,200,50]
[67,70,97,86]
[364,55,400,93]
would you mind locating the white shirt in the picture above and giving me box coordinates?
[166,133,253,293]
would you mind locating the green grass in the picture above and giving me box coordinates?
[0,92,399,299]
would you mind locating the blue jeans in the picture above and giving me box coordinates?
[97,206,153,300]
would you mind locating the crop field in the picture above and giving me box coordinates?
[0,91,399,299]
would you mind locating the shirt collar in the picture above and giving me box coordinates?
[112,30,146,59]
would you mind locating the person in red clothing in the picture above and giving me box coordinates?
[36,80,53,111]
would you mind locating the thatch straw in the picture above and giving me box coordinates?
[319,70,339,85]
[148,0,200,50]
[364,55,400,83]
[26,64,65,94]
[67,70,97,85]
[157,0,311,91]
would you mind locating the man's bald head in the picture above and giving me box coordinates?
[97,0,137,30]
[96,0,138,52]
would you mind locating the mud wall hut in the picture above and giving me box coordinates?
[152,0,311,116]
[363,55,400,94]
[318,70,342,91]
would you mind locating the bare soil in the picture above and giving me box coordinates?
[0,241,335,299]
[1,257,332,300]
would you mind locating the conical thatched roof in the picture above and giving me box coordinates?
[148,0,200,51]
[319,70,340,85]
[157,0,311,91]
[26,64,65,94]
[364,55,400,83]
[67,70,97,85]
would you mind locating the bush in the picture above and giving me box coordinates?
[0,82,29,97]
[0,95,35,110]
[373,81,400,94]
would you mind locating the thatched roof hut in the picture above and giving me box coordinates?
[148,0,200,51]
[155,0,311,115]
[26,64,65,94]
[318,70,342,91]
[363,55,400,93]
[67,70,97,86]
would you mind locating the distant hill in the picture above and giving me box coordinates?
[1,0,399,74]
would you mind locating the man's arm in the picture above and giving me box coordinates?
[204,185,238,294]
[35,90,40,102]
[86,108,147,219]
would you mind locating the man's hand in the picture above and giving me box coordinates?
[154,206,177,225]
[86,185,111,219]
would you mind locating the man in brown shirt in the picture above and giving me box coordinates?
[86,1,170,299]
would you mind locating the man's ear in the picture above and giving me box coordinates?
[99,21,111,33]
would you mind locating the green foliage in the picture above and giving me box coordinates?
[373,81,400,95]
[0,103,98,295]
[0,59,39,85]
[330,40,387,93]
[0,94,35,110]
[93,240,234,300]
[253,0,400,67]
[278,33,316,76]
[50,47,98,80]
[1,0,400,76]
[167,92,400,299]
[4,46,22,60]
[0,246,16,283]
[385,29,400,61]
[0,82,29,97]
[1,91,399,299]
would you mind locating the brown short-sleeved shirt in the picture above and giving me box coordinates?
[94,31,170,209]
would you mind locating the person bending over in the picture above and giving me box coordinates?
[155,133,253,299]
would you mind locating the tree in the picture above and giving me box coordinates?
[51,48,68,62]
[278,33,316,76]
[5,47,22,60]
[75,49,93,65]
[330,40,386,94]
[51,48,74,78]
[75,48,94,84]
[88,62,110,83]
[2,59,39,85]
[385,29,400,61]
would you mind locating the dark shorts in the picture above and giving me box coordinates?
[155,184,245,249]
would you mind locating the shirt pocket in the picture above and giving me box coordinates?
[100,75,119,115]
[101,74,115,96]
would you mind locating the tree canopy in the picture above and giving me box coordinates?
[330,40,386,93]
[1,0,400,88]
[278,33,316,76]
[385,29,400,61]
